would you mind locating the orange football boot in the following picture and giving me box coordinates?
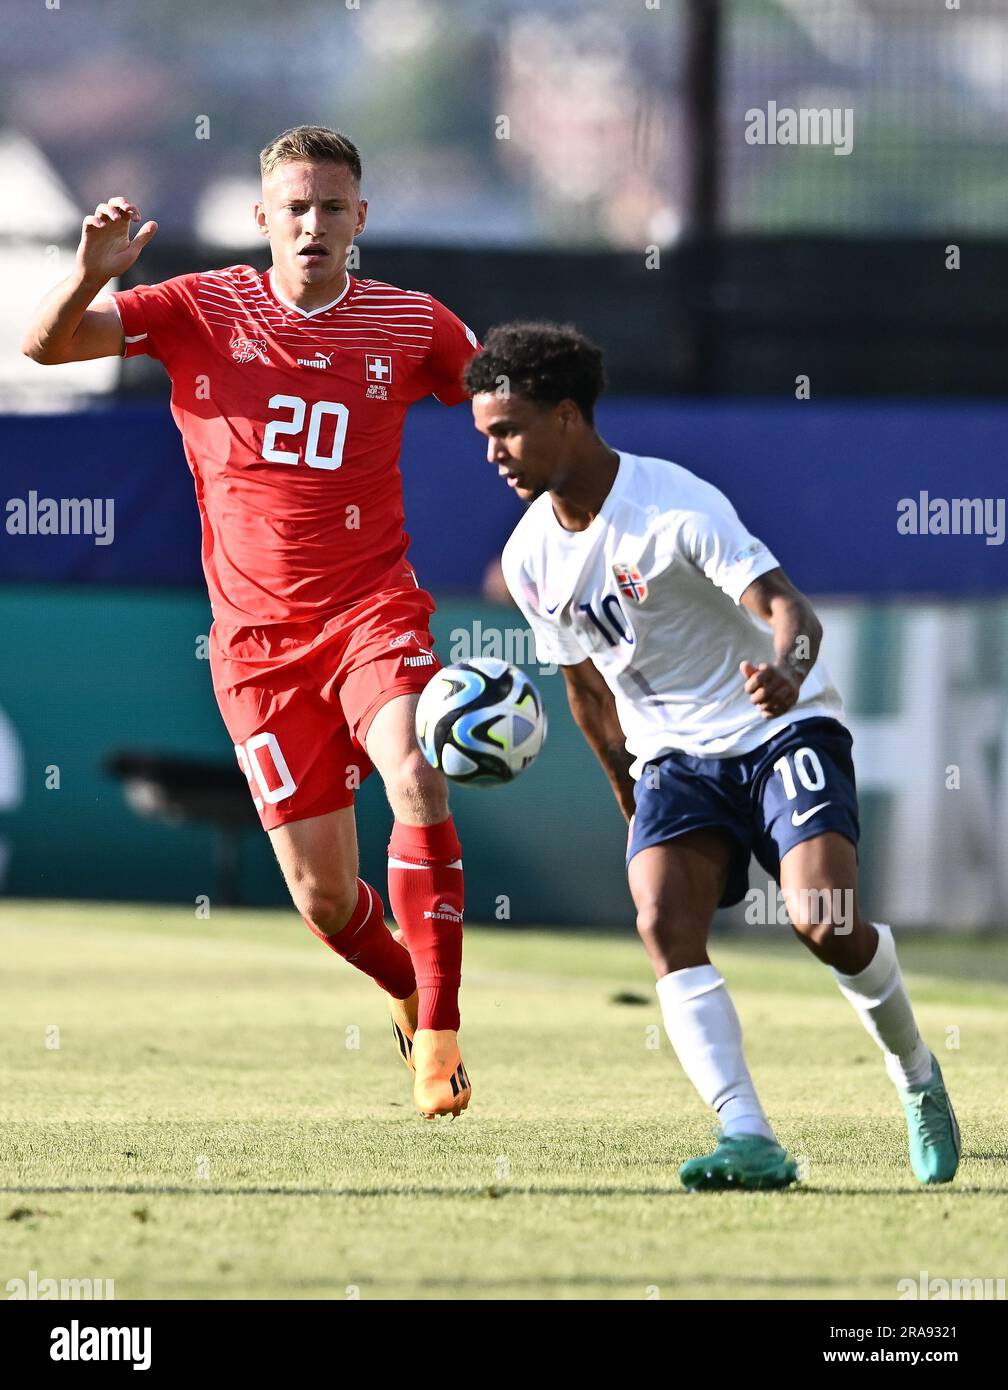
[411,1029,472,1119]
[388,989,418,1072]
[386,926,418,1072]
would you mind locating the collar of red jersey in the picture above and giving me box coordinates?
[265,268,352,318]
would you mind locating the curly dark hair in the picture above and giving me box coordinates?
[463,321,607,425]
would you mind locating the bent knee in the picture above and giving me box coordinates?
[792,918,842,956]
[786,886,856,940]
[788,894,865,961]
[383,748,448,819]
[635,901,708,954]
[292,879,360,936]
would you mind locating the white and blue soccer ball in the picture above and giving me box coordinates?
[415,658,547,785]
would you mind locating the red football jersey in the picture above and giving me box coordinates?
[112,266,478,630]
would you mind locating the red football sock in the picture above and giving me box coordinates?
[303,878,416,1000]
[387,818,464,1031]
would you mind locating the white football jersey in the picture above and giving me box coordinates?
[501,451,844,774]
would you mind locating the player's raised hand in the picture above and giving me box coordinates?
[740,660,801,719]
[76,197,158,281]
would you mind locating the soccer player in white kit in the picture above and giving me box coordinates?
[465,323,960,1191]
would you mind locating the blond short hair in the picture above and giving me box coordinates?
[259,126,362,184]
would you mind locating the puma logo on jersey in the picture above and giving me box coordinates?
[392,630,435,666]
[297,351,334,369]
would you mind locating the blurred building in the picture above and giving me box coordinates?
[5,0,1006,253]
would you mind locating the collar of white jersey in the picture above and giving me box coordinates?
[547,451,629,537]
[265,268,352,318]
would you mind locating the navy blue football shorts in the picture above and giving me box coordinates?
[626,717,860,908]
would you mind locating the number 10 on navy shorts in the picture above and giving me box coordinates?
[627,717,861,908]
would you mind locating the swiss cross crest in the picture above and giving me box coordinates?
[612,562,647,603]
[365,353,393,384]
[230,336,270,365]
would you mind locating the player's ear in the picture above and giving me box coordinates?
[355,197,368,236]
[557,400,578,431]
[253,201,270,239]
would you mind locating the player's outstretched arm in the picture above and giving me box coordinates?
[738,566,824,718]
[561,659,636,822]
[21,196,158,364]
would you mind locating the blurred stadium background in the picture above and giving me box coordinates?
[2,0,1006,930]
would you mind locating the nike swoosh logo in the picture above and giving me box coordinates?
[544,602,560,614]
[791,801,831,827]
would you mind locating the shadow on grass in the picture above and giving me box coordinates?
[180,1272,880,1293]
[3,1183,1007,1199]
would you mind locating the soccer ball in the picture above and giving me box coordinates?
[415,658,547,785]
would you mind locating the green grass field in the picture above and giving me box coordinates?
[1,902,1006,1301]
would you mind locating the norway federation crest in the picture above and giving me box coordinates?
[612,562,647,603]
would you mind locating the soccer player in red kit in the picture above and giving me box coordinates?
[22,126,477,1118]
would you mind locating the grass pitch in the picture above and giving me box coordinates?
[1,901,1006,1301]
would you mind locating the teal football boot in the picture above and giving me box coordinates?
[679,1133,800,1192]
[898,1053,960,1185]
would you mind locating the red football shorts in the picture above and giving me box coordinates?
[210,584,440,830]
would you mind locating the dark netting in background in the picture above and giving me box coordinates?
[722,0,1008,233]
[7,0,1003,247]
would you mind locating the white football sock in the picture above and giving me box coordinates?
[832,922,934,1089]
[656,964,776,1142]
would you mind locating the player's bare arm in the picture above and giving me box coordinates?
[560,658,636,822]
[21,196,158,364]
[738,566,824,720]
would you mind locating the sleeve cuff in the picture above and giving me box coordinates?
[109,290,151,359]
[725,549,780,604]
